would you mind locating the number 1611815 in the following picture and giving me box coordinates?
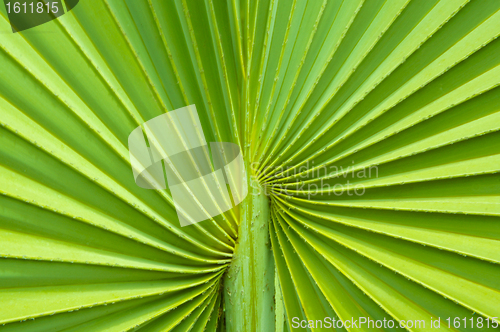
[5,2,59,14]
[446,317,499,329]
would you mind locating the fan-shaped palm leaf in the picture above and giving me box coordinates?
[0,0,499,331]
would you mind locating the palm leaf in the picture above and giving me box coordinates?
[1,0,499,331]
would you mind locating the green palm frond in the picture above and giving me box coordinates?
[1,0,499,331]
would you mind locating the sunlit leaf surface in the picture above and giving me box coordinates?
[0,0,499,331]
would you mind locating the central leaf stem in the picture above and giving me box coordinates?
[224,174,276,331]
